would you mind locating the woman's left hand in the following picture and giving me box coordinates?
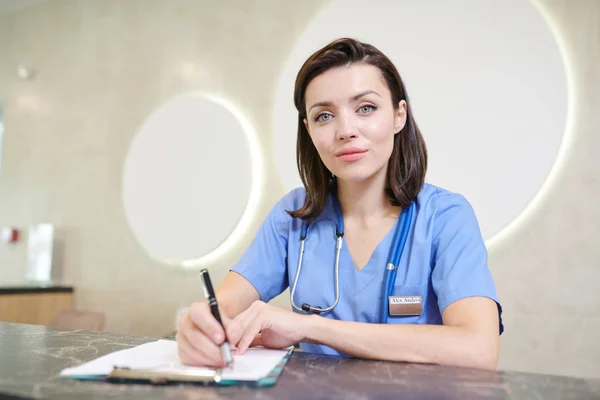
[226,300,309,354]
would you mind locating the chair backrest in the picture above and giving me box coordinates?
[52,308,106,331]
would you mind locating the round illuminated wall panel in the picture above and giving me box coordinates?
[123,94,261,267]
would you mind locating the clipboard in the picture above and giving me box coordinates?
[104,346,294,387]
[60,340,294,388]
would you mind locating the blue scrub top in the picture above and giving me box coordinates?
[231,183,503,356]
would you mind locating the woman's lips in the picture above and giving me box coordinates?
[336,148,367,162]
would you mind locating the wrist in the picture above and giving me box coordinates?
[300,313,323,344]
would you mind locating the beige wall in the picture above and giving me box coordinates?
[0,0,320,336]
[0,0,598,379]
[490,0,600,379]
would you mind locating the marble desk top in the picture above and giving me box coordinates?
[0,322,598,399]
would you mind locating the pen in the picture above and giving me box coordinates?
[199,269,233,367]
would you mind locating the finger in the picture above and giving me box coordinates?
[226,310,251,346]
[237,319,263,355]
[188,302,226,345]
[250,332,264,348]
[221,311,232,327]
[177,342,196,365]
[176,330,208,366]
[221,313,238,345]
[180,315,225,366]
[177,322,217,366]
[228,302,262,344]
[183,322,224,367]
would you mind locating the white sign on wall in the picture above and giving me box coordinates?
[26,224,55,282]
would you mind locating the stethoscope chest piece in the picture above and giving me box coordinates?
[301,303,323,314]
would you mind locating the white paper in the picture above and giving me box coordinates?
[59,340,289,381]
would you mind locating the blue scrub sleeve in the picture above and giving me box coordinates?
[431,193,504,334]
[230,191,296,302]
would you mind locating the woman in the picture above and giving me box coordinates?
[177,38,503,370]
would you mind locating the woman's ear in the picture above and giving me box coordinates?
[394,100,408,134]
[303,118,310,135]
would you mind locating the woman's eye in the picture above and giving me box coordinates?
[358,105,377,114]
[314,113,333,122]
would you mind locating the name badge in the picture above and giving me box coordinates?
[388,296,422,316]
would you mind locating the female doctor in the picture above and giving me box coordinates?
[176,38,503,370]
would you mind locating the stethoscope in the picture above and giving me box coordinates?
[290,191,414,324]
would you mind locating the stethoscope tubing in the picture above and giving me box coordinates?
[291,193,414,323]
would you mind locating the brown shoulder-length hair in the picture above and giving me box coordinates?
[287,37,427,220]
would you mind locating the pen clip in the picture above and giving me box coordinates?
[202,283,209,300]
[198,274,209,301]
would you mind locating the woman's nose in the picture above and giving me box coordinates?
[335,113,358,141]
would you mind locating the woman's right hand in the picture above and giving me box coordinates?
[176,301,232,367]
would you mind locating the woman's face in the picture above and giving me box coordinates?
[304,63,406,184]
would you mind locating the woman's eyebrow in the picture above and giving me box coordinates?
[307,90,381,114]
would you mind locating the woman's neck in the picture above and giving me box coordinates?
[335,171,399,222]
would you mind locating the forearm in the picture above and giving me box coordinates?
[303,315,498,370]
[215,272,260,318]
